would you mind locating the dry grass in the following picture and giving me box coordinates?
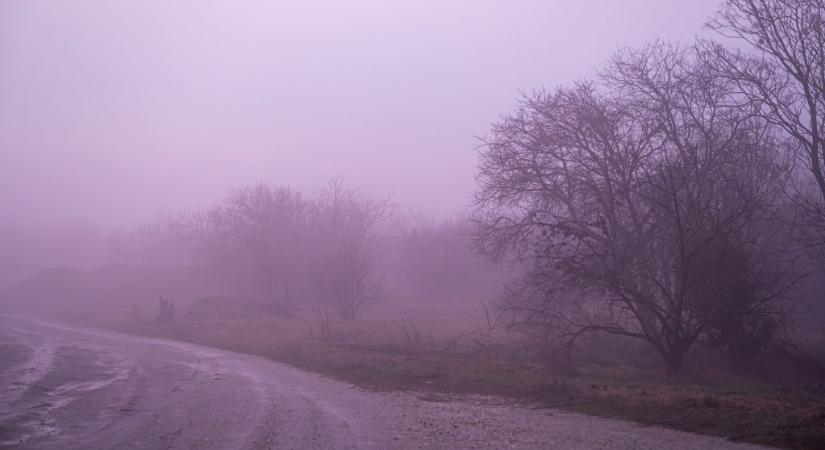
[111,304,825,450]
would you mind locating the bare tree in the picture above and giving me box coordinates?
[706,0,825,215]
[705,1,825,329]
[171,184,309,316]
[474,43,793,375]
[224,185,308,316]
[312,180,390,320]
[170,206,239,279]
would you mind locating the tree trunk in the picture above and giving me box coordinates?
[663,348,687,377]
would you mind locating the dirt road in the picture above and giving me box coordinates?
[0,316,770,449]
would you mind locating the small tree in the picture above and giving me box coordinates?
[312,180,390,320]
[155,296,176,324]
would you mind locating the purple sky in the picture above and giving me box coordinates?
[0,0,721,229]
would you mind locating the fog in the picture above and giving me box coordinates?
[3,1,825,449]
[1,0,717,229]
[0,0,721,289]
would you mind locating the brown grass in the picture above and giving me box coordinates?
[110,307,825,450]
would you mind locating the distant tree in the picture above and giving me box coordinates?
[474,43,794,375]
[223,185,308,316]
[170,205,238,279]
[394,216,484,297]
[172,184,309,316]
[108,222,187,267]
[312,180,390,320]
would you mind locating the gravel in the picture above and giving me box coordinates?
[0,316,772,450]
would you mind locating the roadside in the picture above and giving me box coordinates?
[105,316,825,450]
[0,316,777,450]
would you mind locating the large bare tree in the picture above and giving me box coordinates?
[474,43,793,375]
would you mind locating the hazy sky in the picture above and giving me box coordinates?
[0,0,721,229]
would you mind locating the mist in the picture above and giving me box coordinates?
[1,1,717,229]
[2,1,825,449]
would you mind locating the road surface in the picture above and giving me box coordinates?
[0,316,770,449]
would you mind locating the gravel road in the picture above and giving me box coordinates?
[0,316,772,450]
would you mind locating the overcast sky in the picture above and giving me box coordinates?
[0,0,722,229]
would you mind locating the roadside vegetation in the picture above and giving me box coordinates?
[118,306,825,450]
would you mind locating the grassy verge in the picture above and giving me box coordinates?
[116,318,825,450]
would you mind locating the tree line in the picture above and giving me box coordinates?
[109,180,499,321]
